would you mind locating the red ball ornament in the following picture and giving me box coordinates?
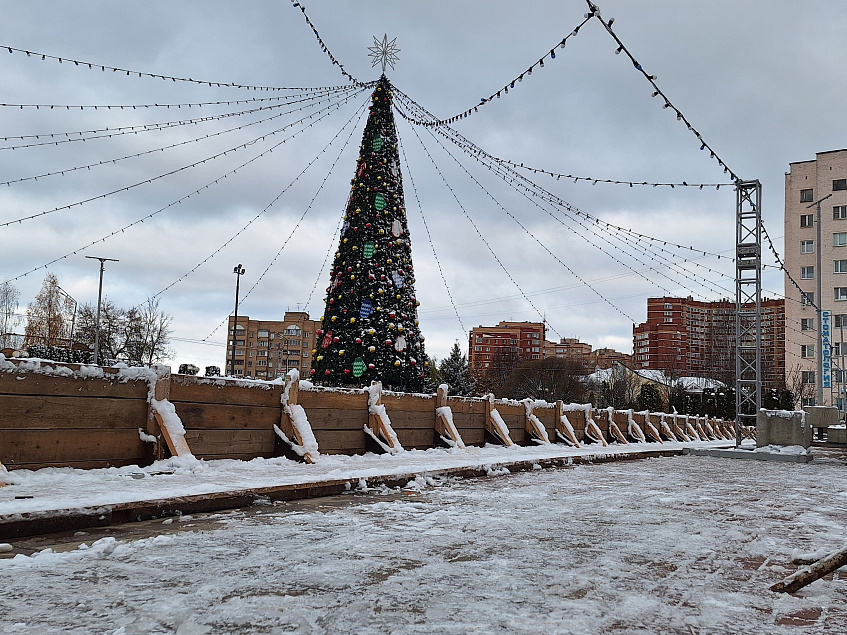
[325,370,331,376]
[347,267,353,272]
[356,338,362,344]
[365,223,371,228]
[368,363,375,369]
[369,274,375,280]
[411,360,417,365]
[385,340,392,346]
[344,369,351,374]
[333,336,340,343]
[380,275,386,280]
[316,329,323,336]
[389,312,396,319]
[310,369,316,376]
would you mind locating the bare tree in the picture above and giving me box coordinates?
[24,273,75,347]
[784,364,815,409]
[502,357,586,403]
[0,281,23,348]
[475,346,520,397]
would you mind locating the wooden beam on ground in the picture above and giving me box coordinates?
[434,385,466,449]
[771,546,847,593]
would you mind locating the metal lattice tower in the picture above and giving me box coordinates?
[735,180,762,443]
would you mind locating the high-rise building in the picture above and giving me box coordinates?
[785,149,847,407]
[225,311,320,379]
[632,296,785,389]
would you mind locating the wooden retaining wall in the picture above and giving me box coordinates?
[0,359,733,470]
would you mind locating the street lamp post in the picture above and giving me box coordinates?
[85,256,119,366]
[230,264,245,377]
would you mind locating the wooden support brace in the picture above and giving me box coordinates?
[435,385,466,449]
[485,395,515,447]
[555,401,580,447]
[147,365,192,458]
[366,381,403,454]
[278,371,316,463]
[608,419,629,444]
[523,400,551,444]
[584,417,609,446]
[644,419,664,444]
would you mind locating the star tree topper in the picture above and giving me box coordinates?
[368,34,400,73]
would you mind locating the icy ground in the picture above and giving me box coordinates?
[2,453,846,634]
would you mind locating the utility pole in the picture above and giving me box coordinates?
[810,193,833,405]
[230,264,245,377]
[85,256,119,366]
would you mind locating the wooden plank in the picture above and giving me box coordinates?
[443,398,486,415]
[0,371,148,399]
[6,458,144,471]
[307,408,369,432]
[183,429,274,457]
[169,376,281,407]
[0,395,148,430]
[379,393,436,412]
[313,429,368,453]
[0,429,144,465]
[389,410,438,431]
[457,428,485,446]
[299,390,369,411]
[174,402,280,431]
[394,427,438,450]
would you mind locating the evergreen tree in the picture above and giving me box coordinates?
[312,76,427,391]
[438,342,475,396]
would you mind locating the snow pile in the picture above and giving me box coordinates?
[754,444,810,456]
[434,406,465,449]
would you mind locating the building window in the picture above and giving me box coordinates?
[801,189,814,202]
[835,314,847,327]
[664,303,673,309]
[801,318,815,331]
[800,214,814,228]
[833,343,843,356]
[801,345,815,358]
[801,240,814,253]
[801,266,815,279]
[834,179,847,191]
[835,233,847,247]
[802,292,814,307]
[836,260,847,274]
[835,369,847,383]
[801,371,816,384]
[664,317,673,323]
[258,329,269,338]
[802,397,816,407]
[835,205,847,220]
[284,326,301,336]
[837,288,847,301]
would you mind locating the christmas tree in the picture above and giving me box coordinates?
[311,76,427,392]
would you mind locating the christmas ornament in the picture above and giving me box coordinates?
[359,299,373,319]
[321,331,333,349]
[394,335,407,352]
[391,219,402,237]
[363,242,375,258]
[374,193,387,211]
[352,358,365,377]
[391,271,405,289]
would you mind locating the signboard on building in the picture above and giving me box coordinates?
[822,310,832,388]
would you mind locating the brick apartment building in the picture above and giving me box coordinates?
[468,321,632,378]
[225,311,320,379]
[632,296,785,389]
[784,148,847,408]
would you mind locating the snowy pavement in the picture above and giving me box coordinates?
[2,449,846,634]
[1,440,728,523]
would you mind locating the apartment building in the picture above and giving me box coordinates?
[225,311,320,379]
[632,296,785,389]
[785,148,847,407]
[468,321,546,378]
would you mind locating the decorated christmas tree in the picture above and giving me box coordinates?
[311,75,427,392]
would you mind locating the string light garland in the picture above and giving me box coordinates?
[586,0,739,182]
[506,160,732,190]
[0,88,367,228]
[160,101,369,306]
[401,107,567,338]
[393,87,734,266]
[403,14,594,127]
[2,88,371,284]
[0,87,362,187]
[1,44,334,92]
[0,87,358,150]
[0,91,355,111]
[398,136,466,334]
[291,2,360,84]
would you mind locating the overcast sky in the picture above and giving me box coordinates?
[2,1,846,370]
